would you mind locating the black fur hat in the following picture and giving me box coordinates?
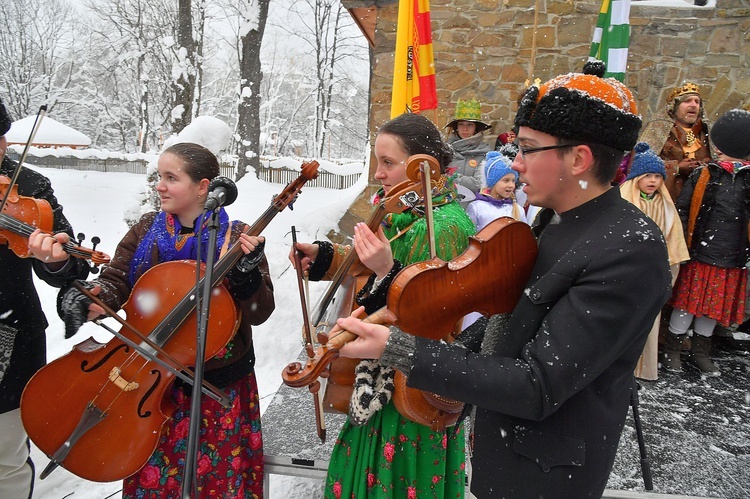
[710,109,750,160]
[514,61,642,152]
[0,99,11,137]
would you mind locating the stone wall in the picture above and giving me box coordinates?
[337,0,749,239]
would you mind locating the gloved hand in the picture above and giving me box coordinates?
[236,239,265,274]
[57,281,95,338]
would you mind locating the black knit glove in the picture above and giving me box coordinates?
[57,281,94,339]
[236,239,265,274]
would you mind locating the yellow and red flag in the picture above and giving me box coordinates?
[390,0,437,118]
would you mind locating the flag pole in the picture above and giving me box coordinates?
[527,0,540,85]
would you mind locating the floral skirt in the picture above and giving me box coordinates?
[670,260,747,327]
[324,401,465,499]
[122,372,263,499]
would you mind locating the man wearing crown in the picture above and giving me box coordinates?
[640,82,714,201]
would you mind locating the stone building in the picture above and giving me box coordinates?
[336,0,749,235]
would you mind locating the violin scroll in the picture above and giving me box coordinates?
[405,154,440,184]
[74,233,110,273]
[282,308,397,388]
[272,161,320,212]
[282,329,356,388]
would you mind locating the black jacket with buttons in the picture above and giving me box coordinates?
[407,188,672,497]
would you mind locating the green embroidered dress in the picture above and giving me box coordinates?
[325,182,475,499]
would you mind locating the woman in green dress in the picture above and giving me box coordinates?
[292,113,475,498]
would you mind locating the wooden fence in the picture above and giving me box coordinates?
[255,166,360,189]
[10,153,152,175]
[8,151,361,189]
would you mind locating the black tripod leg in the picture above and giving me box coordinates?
[631,377,654,490]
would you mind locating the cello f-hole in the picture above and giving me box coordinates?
[136,369,162,418]
[81,344,130,373]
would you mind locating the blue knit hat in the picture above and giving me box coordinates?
[484,151,517,188]
[626,142,666,181]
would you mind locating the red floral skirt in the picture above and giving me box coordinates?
[122,372,263,499]
[670,260,747,327]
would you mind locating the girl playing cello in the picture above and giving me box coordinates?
[291,113,475,498]
[57,142,274,497]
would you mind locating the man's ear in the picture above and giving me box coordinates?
[570,145,596,177]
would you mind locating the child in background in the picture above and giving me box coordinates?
[467,150,527,231]
[620,142,689,380]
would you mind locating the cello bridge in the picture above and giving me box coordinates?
[108,367,139,392]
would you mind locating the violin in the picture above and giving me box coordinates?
[20,162,320,482]
[0,175,110,267]
[302,156,440,415]
[283,215,538,430]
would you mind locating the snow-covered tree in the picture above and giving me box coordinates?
[0,0,81,119]
[276,0,369,159]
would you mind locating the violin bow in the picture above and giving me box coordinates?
[291,226,326,442]
[419,158,437,259]
[0,105,47,214]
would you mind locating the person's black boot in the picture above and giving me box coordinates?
[660,333,686,372]
[687,334,720,376]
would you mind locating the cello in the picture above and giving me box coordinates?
[20,161,319,482]
[283,212,538,430]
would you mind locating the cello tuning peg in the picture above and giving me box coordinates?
[89,265,100,275]
[91,236,101,249]
[76,232,86,244]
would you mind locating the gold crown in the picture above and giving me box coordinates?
[667,82,701,103]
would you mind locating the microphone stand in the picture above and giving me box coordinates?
[182,208,222,498]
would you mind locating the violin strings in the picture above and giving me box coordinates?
[0,213,93,260]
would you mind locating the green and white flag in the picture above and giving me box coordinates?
[589,0,631,82]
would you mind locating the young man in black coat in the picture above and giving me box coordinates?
[0,99,90,498]
[334,63,673,498]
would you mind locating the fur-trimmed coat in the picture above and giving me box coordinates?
[639,116,714,201]
[677,161,750,268]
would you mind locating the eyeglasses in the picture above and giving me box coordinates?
[514,142,581,158]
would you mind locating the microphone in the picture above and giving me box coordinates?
[204,176,238,210]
